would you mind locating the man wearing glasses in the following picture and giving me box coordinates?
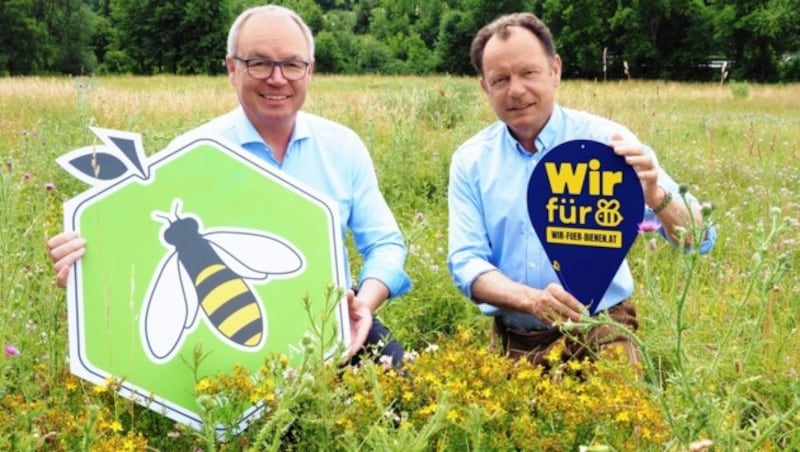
[47,5,411,367]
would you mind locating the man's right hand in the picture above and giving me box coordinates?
[527,283,587,325]
[46,231,86,288]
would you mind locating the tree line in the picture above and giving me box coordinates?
[1,0,799,82]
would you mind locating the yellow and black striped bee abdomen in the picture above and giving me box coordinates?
[194,263,263,347]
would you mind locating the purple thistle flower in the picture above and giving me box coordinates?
[4,344,20,357]
[44,182,55,191]
[23,172,31,180]
[637,221,660,235]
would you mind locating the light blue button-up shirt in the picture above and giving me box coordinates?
[447,105,716,330]
[185,107,411,298]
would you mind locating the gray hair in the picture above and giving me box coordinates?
[226,5,315,61]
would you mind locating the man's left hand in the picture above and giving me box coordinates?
[341,289,372,364]
[610,133,660,204]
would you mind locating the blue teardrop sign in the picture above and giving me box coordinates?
[527,140,644,314]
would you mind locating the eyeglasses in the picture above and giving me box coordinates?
[233,56,310,81]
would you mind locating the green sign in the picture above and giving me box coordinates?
[58,128,348,432]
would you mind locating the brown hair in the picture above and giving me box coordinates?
[470,13,557,75]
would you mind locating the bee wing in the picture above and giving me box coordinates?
[205,231,304,281]
[142,252,199,362]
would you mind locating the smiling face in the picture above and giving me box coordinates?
[225,12,314,137]
[479,25,561,151]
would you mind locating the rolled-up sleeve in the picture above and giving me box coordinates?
[349,140,411,298]
[644,154,718,255]
[446,150,496,300]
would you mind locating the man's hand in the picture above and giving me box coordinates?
[610,133,660,205]
[46,231,86,288]
[341,289,372,364]
[527,283,587,325]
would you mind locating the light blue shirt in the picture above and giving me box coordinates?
[447,105,716,330]
[187,107,411,298]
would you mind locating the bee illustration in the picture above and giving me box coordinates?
[141,199,304,363]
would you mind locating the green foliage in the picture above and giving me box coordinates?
[2,0,800,81]
[275,0,325,32]
[541,0,613,79]
[0,0,57,74]
[778,53,800,82]
[354,34,392,73]
[435,10,476,75]
[2,75,800,449]
[314,30,345,73]
[177,0,231,74]
[715,0,799,82]
[730,81,751,98]
[108,0,229,75]
[40,0,98,74]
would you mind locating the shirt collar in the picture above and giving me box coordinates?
[231,107,311,149]
[501,104,565,157]
[536,104,564,155]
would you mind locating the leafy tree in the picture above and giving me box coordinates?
[715,0,800,82]
[608,0,669,79]
[318,10,358,72]
[314,29,345,72]
[354,34,392,73]
[111,0,162,73]
[275,0,325,33]
[110,0,229,74]
[3,0,799,80]
[656,0,715,80]
[361,2,436,74]
[45,0,98,74]
[91,12,113,68]
[0,0,50,75]
[435,9,475,74]
[0,0,97,75]
[409,0,445,46]
[177,0,229,74]
[398,30,439,74]
[453,0,531,37]
[540,0,613,79]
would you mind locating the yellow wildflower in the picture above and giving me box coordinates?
[123,437,136,451]
[195,378,211,392]
[567,359,584,373]
[419,403,437,417]
[446,409,461,423]
[109,420,123,433]
[546,344,563,365]
[336,417,354,430]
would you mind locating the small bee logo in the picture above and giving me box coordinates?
[141,199,304,363]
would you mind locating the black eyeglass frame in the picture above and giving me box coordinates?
[232,55,310,81]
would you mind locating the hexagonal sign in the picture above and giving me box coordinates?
[57,127,349,433]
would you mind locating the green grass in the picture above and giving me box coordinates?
[1,75,798,450]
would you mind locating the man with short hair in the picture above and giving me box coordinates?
[447,12,716,368]
[48,5,410,367]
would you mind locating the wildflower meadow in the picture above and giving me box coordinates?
[1,75,798,450]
